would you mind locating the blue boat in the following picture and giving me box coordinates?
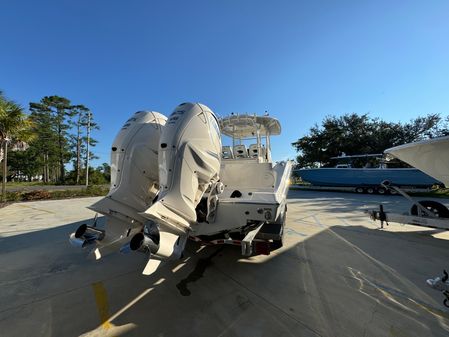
[294,167,440,188]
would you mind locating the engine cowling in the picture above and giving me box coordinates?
[142,103,222,234]
[90,111,167,219]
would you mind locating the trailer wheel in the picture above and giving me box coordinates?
[355,187,364,193]
[366,187,375,194]
[410,200,449,218]
[377,187,386,195]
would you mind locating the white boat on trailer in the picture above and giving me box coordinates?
[368,136,449,230]
[367,136,449,307]
[69,103,292,275]
[385,135,449,188]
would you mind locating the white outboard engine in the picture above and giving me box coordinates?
[90,110,167,218]
[71,111,167,253]
[142,103,222,235]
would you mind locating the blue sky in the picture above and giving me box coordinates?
[1,0,448,166]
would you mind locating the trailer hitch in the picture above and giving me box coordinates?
[378,204,388,229]
[367,204,389,228]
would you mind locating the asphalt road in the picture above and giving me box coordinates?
[1,190,449,337]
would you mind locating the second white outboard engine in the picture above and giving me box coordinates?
[143,103,222,235]
[71,111,167,254]
[90,111,167,218]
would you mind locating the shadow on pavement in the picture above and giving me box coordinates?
[1,218,449,337]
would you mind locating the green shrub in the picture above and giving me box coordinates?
[5,191,22,202]
[85,185,109,195]
[22,190,51,201]
[1,185,109,204]
[48,185,109,199]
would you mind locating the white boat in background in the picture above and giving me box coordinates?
[373,136,449,307]
[368,135,449,231]
[385,136,449,187]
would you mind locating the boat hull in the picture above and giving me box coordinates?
[295,168,440,187]
[385,136,449,187]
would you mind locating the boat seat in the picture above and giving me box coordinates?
[222,146,234,159]
[233,145,248,158]
[248,144,259,158]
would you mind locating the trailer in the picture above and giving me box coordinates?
[189,221,283,256]
[366,182,449,230]
[291,183,432,195]
[372,137,449,308]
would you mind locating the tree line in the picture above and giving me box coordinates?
[292,113,449,168]
[1,91,110,188]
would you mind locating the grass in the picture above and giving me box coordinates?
[5,181,56,187]
[409,188,449,199]
[1,185,109,203]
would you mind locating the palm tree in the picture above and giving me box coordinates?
[0,91,33,201]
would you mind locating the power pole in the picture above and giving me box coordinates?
[1,139,8,202]
[85,111,91,187]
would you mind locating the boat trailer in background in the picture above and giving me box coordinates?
[367,181,449,230]
[367,181,449,307]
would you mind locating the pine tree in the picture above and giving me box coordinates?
[29,96,73,183]
[69,105,99,184]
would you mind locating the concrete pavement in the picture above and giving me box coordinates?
[1,191,449,336]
